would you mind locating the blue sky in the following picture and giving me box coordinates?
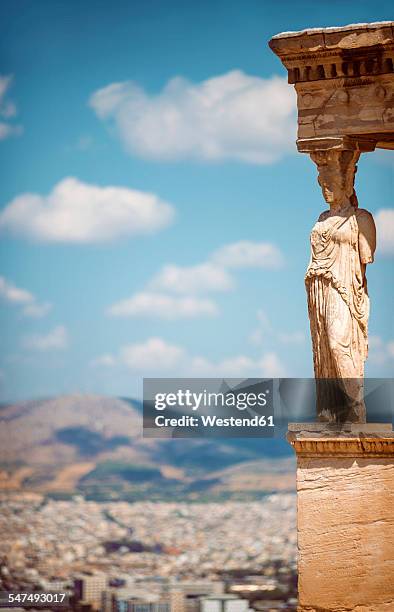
[0,0,393,401]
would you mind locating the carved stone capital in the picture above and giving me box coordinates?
[297,135,377,153]
[309,147,360,172]
[287,430,394,458]
[309,146,361,208]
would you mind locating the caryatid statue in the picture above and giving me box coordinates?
[305,150,376,423]
[267,21,394,424]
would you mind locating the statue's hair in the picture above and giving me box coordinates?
[311,149,360,207]
[350,189,359,209]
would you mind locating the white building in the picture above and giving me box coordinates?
[200,595,251,612]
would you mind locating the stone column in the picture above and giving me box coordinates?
[268,21,394,611]
[288,424,394,612]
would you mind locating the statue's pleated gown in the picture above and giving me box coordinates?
[305,204,376,422]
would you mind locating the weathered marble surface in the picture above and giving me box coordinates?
[289,429,394,612]
[269,22,394,423]
[269,22,394,611]
[269,21,394,151]
[305,149,376,423]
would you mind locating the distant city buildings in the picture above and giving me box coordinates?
[0,494,297,610]
[99,589,252,612]
[75,574,107,609]
[200,595,251,612]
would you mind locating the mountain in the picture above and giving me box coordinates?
[0,395,294,500]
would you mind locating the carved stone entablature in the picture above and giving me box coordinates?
[272,45,394,84]
[269,22,394,150]
[269,22,394,83]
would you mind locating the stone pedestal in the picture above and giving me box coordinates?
[288,424,394,612]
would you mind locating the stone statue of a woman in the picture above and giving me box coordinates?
[305,150,376,423]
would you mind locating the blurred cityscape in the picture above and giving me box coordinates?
[0,493,297,611]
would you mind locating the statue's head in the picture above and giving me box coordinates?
[311,150,360,208]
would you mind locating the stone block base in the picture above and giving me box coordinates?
[288,425,394,612]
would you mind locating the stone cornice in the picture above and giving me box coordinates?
[287,431,394,458]
[269,22,394,84]
[269,22,394,54]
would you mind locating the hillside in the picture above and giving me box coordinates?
[0,395,294,500]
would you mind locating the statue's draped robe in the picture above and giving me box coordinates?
[305,204,376,422]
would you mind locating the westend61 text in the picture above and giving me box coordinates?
[143,378,275,438]
[155,414,274,427]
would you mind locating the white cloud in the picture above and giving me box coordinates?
[278,331,305,344]
[22,302,52,318]
[0,276,51,318]
[0,77,16,117]
[0,123,20,140]
[0,177,174,243]
[375,209,394,255]
[107,241,284,321]
[107,291,218,319]
[368,335,394,365]
[76,135,93,150]
[89,71,296,164]
[249,309,273,345]
[93,336,286,377]
[190,352,286,377]
[0,76,22,140]
[23,325,68,351]
[249,309,304,348]
[0,276,34,304]
[90,353,116,367]
[149,241,284,298]
[212,241,284,269]
[119,337,185,370]
[150,262,234,294]
[259,352,286,377]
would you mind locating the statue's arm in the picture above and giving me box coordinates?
[357,209,376,264]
